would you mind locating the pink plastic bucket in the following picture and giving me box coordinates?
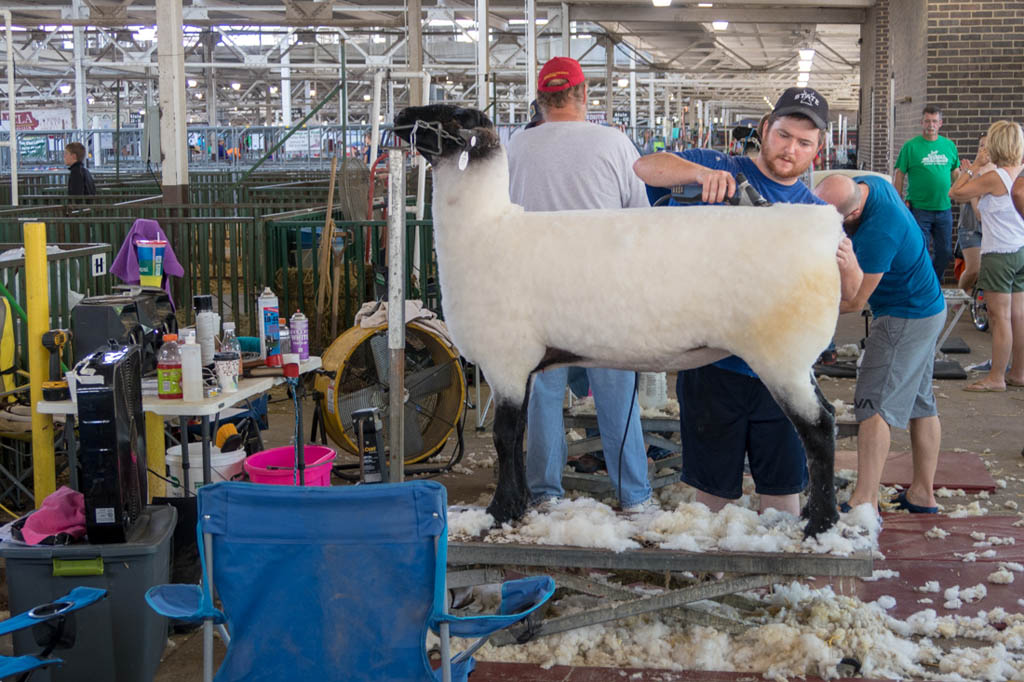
[243,445,336,486]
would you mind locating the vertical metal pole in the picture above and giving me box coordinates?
[370,71,383,169]
[605,39,614,125]
[115,79,121,180]
[476,0,489,111]
[525,0,537,97]
[387,149,406,482]
[282,30,293,127]
[648,72,655,132]
[157,0,189,202]
[26,222,55,506]
[179,416,190,494]
[560,2,570,56]
[629,54,637,138]
[203,530,215,682]
[2,10,17,205]
[145,412,165,499]
[72,0,87,138]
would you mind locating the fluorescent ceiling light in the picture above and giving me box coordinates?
[799,48,816,61]
[711,20,728,30]
[269,86,278,94]
[651,0,672,6]
[195,92,203,99]
[309,89,316,97]
[133,27,156,42]
[363,94,372,101]
[187,79,198,88]
[799,70,810,79]
[798,60,813,71]
[591,99,600,106]
[617,77,629,87]
[59,83,71,94]
[231,82,241,90]
[698,2,713,6]
[797,78,809,86]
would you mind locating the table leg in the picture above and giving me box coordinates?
[180,416,190,495]
[201,415,212,486]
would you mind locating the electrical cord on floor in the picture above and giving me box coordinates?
[617,372,640,508]
[147,466,195,497]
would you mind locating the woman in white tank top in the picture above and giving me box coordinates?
[949,120,1024,392]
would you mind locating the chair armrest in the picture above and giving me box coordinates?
[431,575,555,639]
[146,584,226,625]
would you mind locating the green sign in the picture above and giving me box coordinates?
[18,136,46,159]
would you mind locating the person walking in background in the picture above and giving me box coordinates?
[894,105,960,281]
[950,120,1024,392]
[64,142,96,196]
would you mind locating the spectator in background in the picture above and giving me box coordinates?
[950,120,1024,392]
[894,105,960,281]
[956,135,995,292]
[64,142,96,196]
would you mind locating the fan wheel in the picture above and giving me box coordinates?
[315,323,466,464]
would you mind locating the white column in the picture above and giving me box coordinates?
[408,0,423,106]
[281,29,293,126]
[605,39,614,125]
[525,0,537,98]
[72,0,87,136]
[156,0,189,199]
[662,86,670,143]
[476,0,489,110]
[561,2,570,56]
[648,73,655,132]
[629,54,637,135]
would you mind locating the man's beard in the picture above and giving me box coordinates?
[761,150,807,180]
[844,216,862,236]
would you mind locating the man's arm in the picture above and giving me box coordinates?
[839,272,883,314]
[893,169,906,199]
[836,236,863,302]
[632,151,736,204]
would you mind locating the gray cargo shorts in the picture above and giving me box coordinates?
[854,309,946,429]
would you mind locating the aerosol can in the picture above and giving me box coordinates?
[352,407,388,483]
[289,310,309,360]
[256,287,282,367]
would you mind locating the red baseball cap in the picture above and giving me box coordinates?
[538,57,585,93]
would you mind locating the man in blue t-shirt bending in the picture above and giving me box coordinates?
[815,174,946,515]
[633,87,862,518]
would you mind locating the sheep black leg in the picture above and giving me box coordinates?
[486,389,531,526]
[779,378,839,538]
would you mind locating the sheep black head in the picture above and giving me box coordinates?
[394,105,500,166]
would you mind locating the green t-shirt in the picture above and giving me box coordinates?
[895,135,959,210]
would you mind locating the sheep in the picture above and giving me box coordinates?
[394,104,843,537]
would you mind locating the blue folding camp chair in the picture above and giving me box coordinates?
[146,480,554,682]
[0,586,106,680]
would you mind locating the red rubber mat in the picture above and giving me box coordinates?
[836,449,996,492]
[829,559,1023,620]
[879,515,1024,562]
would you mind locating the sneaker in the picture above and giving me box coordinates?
[622,498,659,514]
[966,359,992,372]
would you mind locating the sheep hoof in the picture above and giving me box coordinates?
[801,505,839,539]
[486,490,529,527]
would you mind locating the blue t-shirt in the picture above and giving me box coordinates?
[851,175,944,319]
[647,150,827,376]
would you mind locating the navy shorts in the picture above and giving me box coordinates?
[677,365,807,499]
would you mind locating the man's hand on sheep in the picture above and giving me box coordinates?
[836,236,863,301]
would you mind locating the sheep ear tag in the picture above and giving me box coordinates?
[458,150,469,171]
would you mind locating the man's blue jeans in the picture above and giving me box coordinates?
[910,207,953,281]
[525,366,651,507]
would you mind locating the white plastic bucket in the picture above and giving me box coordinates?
[165,443,246,497]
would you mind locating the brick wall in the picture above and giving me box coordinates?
[891,0,929,150]
[859,0,891,173]
[926,1,1024,164]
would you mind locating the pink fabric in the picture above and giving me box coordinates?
[21,486,86,545]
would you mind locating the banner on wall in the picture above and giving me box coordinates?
[18,137,47,159]
[0,109,74,131]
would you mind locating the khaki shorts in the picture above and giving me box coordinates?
[977,246,1024,293]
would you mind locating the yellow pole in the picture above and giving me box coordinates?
[145,412,165,499]
[25,222,55,506]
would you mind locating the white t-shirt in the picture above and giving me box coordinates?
[978,167,1024,253]
[506,121,649,211]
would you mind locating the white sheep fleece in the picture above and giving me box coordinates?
[430,146,843,421]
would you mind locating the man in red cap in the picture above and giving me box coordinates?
[506,57,655,512]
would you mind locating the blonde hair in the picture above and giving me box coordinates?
[984,120,1024,167]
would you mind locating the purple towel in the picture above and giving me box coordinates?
[109,218,185,306]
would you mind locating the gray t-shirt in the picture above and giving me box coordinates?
[506,121,650,211]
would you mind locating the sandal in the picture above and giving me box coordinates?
[1005,377,1024,388]
[963,382,1006,392]
[891,490,938,514]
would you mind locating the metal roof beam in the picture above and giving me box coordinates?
[568,7,866,25]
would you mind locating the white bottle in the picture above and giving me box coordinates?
[180,338,204,402]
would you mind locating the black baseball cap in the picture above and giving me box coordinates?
[772,87,828,130]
